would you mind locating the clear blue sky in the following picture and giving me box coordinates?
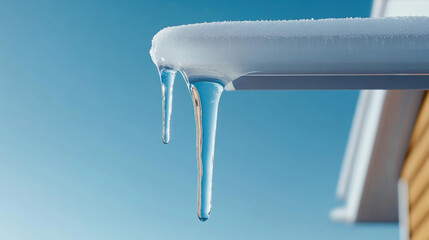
[0,0,398,239]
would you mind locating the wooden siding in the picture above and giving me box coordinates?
[401,92,429,240]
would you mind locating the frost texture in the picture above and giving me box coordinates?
[150,17,429,90]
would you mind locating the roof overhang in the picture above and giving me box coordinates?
[331,90,424,222]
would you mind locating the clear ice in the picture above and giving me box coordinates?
[190,81,223,221]
[159,68,176,144]
[157,65,224,221]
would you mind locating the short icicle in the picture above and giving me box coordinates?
[159,68,177,144]
[190,81,224,222]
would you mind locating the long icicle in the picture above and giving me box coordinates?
[190,81,224,222]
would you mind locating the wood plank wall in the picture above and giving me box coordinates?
[401,92,429,240]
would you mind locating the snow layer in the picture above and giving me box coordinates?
[150,17,429,90]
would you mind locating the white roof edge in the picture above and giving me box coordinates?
[333,90,387,222]
[371,0,388,18]
[330,207,354,223]
[336,90,371,199]
[342,90,387,222]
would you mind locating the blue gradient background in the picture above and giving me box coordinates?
[0,0,398,239]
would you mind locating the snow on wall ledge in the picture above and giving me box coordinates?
[150,17,429,90]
